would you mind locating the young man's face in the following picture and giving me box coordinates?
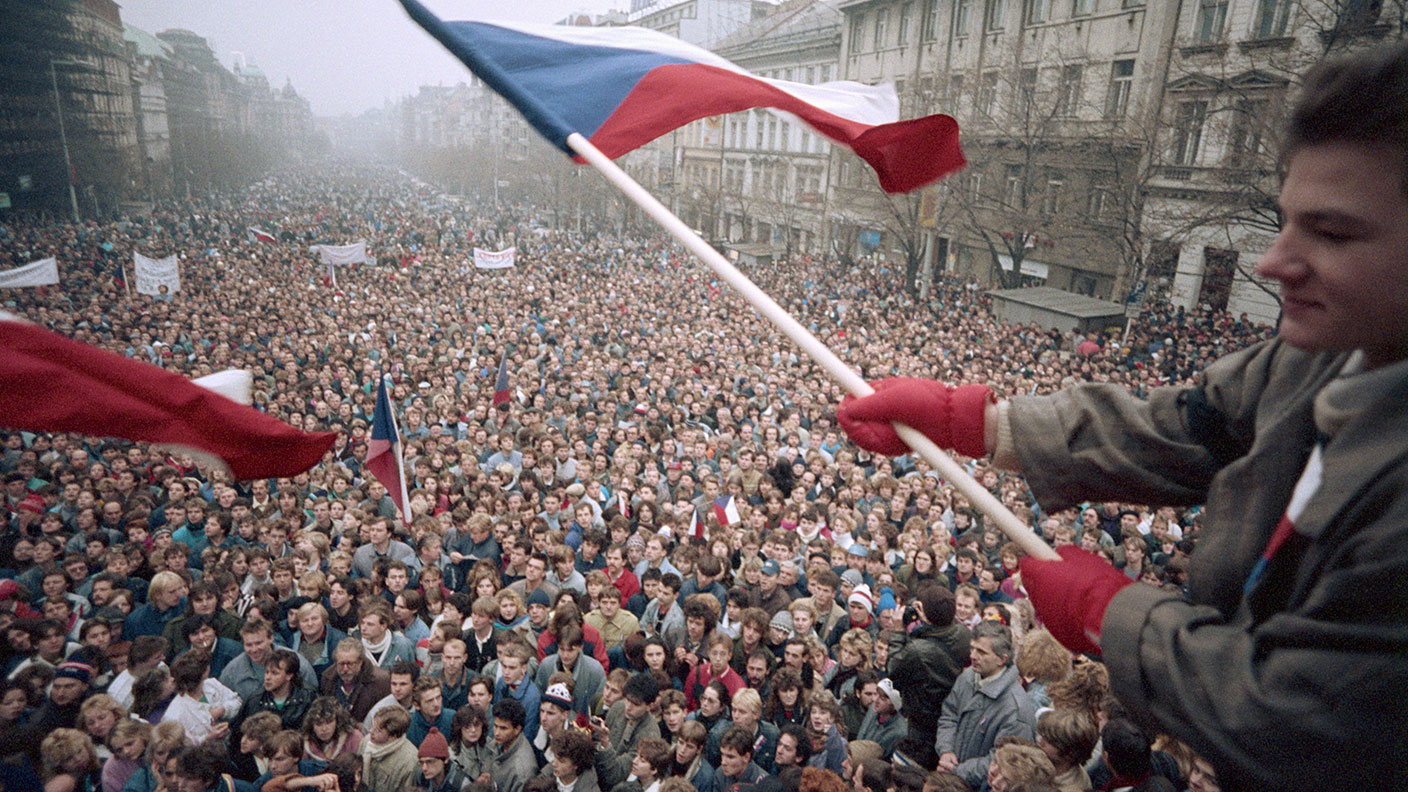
[719,746,749,777]
[501,655,526,686]
[955,594,978,623]
[1255,142,1408,367]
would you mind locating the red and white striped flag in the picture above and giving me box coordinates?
[0,315,334,479]
[247,227,276,244]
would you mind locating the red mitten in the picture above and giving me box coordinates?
[837,378,993,458]
[1020,545,1134,655]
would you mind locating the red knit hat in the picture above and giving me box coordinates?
[418,727,449,760]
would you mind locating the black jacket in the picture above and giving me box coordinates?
[887,622,970,738]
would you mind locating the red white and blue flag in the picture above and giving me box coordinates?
[492,350,510,407]
[366,375,411,526]
[712,494,740,529]
[396,0,964,194]
[247,227,275,244]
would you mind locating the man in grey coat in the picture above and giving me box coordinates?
[934,622,1035,788]
[491,698,540,792]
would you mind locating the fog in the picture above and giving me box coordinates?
[117,0,624,117]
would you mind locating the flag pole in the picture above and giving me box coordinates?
[566,133,1057,561]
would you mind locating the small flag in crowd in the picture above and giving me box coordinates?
[0,313,334,479]
[366,375,412,526]
[396,0,964,194]
[247,227,275,244]
[617,491,631,520]
[712,494,740,529]
[690,506,706,541]
[493,350,511,407]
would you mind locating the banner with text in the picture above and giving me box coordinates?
[311,241,370,267]
[473,247,516,269]
[0,258,59,289]
[133,252,180,295]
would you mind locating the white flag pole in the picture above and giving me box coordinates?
[566,132,1056,561]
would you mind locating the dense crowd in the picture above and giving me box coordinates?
[0,164,1270,792]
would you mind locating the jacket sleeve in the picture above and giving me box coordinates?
[933,680,961,756]
[1101,566,1408,790]
[1006,341,1284,511]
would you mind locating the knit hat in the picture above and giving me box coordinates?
[769,610,793,635]
[543,682,574,711]
[0,580,19,601]
[848,584,874,616]
[418,727,449,760]
[626,534,646,552]
[876,587,897,614]
[17,494,44,514]
[526,588,552,608]
[840,569,864,588]
[55,661,94,686]
[877,678,903,712]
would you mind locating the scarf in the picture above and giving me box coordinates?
[363,735,410,762]
[362,631,393,667]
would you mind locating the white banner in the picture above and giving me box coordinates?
[474,247,516,269]
[133,252,180,295]
[311,241,370,267]
[0,258,59,288]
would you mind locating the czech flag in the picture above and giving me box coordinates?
[712,494,740,529]
[0,313,334,480]
[396,0,964,194]
[492,350,510,407]
[247,227,275,244]
[366,375,411,525]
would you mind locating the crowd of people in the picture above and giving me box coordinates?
[0,162,1267,792]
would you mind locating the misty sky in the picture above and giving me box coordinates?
[118,0,624,117]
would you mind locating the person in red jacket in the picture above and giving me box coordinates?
[684,633,743,711]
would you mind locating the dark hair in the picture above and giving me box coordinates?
[1287,42,1408,194]
[551,728,595,773]
[389,659,420,681]
[778,723,812,765]
[175,742,228,786]
[170,649,211,694]
[1100,718,1152,777]
[450,704,488,749]
[718,725,755,757]
[623,671,660,705]
[493,697,526,729]
[266,649,302,688]
[857,758,891,792]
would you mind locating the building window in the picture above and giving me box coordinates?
[1005,163,1023,205]
[1106,59,1134,118]
[1072,0,1094,15]
[875,8,889,49]
[1017,67,1038,120]
[1336,0,1383,29]
[922,0,940,39]
[1195,0,1227,42]
[986,0,1008,30]
[1172,100,1207,165]
[955,0,972,36]
[898,3,913,43]
[1026,0,1052,24]
[850,13,867,51]
[947,74,965,110]
[1087,186,1111,221]
[1228,98,1269,168]
[1043,173,1064,215]
[977,71,999,116]
[1253,0,1292,36]
[1057,65,1083,116]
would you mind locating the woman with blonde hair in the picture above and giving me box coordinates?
[101,718,152,792]
[985,742,1055,792]
[41,728,102,792]
[1015,629,1073,709]
[79,694,128,761]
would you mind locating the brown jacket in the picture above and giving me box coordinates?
[320,661,391,723]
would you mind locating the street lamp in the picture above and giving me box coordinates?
[49,57,94,223]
